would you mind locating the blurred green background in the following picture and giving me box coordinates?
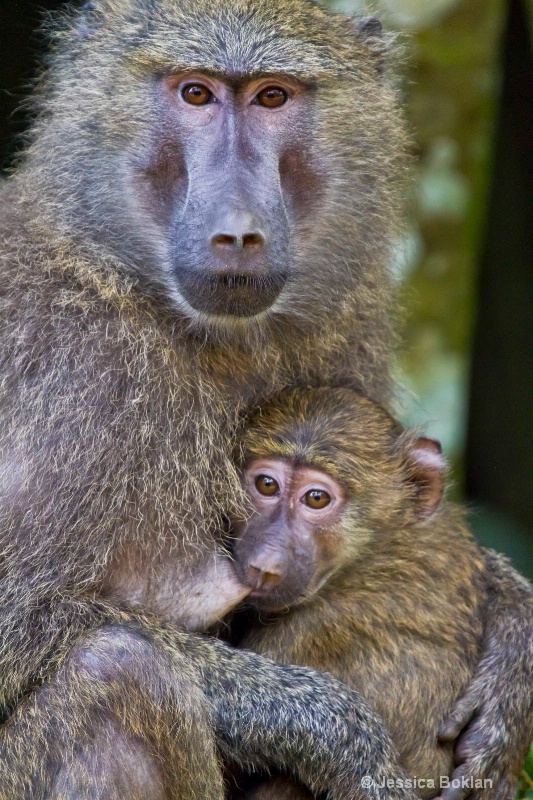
[1,0,532,792]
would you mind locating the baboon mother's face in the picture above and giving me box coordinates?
[44,0,396,326]
[149,70,319,319]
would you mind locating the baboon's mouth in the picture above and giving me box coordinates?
[178,271,288,318]
[247,588,306,611]
[216,275,253,288]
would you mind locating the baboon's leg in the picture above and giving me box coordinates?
[0,626,224,800]
[51,716,166,800]
[0,618,416,800]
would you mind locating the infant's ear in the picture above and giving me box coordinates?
[406,437,446,519]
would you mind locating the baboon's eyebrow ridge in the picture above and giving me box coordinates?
[126,46,347,84]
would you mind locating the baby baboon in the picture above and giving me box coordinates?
[0,0,531,796]
[230,387,533,799]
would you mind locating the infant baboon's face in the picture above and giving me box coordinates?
[232,457,348,611]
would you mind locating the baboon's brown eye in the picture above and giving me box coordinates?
[255,475,280,496]
[182,84,213,106]
[305,490,331,510]
[255,87,288,109]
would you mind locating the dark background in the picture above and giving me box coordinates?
[0,0,531,576]
[465,0,532,576]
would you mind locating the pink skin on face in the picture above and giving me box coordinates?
[235,458,347,609]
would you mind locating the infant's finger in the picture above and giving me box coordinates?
[438,694,480,742]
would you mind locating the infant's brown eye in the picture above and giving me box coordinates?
[182,84,213,106]
[305,490,331,510]
[255,475,280,496]
[255,87,288,109]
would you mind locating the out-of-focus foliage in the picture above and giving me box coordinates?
[518,745,533,798]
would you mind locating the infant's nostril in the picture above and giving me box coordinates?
[247,565,265,590]
[248,564,282,591]
[261,571,282,590]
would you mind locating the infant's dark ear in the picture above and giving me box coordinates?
[406,437,446,519]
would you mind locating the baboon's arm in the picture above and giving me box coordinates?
[438,550,533,800]
[0,596,417,800]
[197,635,417,800]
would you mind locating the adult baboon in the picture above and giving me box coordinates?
[228,387,533,798]
[0,1,530,798]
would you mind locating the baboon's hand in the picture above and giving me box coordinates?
[437,681,526,799]
[437,551,533,800]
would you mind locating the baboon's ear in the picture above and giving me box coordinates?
[357,17,384,40]
[74,0,144,41]
[406,437,446,519]
[74,0,134,38]
[73,1,106,38]
[351,16,388,74]
[80,0,129,12]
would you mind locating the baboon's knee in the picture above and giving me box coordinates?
[65,625,158,684]
[61,625,211,729]
[51,714,166,800]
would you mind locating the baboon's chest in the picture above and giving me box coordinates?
[101,540,249,631]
